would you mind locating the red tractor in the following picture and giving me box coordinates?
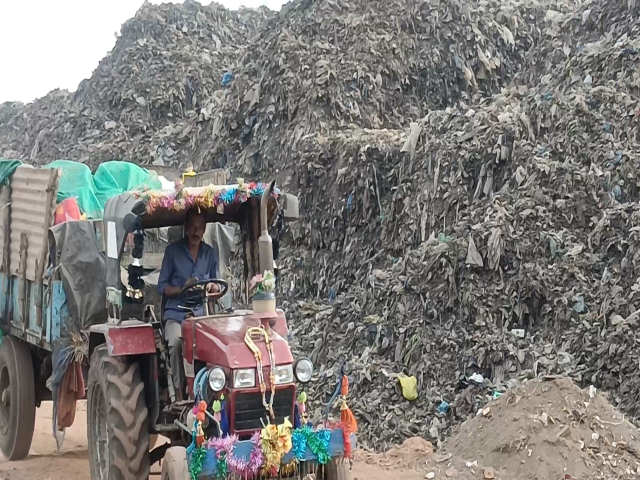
[85,181,347,480]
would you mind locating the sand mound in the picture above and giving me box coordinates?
[442,377,640,479]
[356,377,640,480]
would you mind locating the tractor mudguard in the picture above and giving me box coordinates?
[89,320,156,357]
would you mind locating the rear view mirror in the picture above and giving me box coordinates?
[282,194,299,221]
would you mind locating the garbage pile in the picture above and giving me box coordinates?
[277,0,640,450]
[0,0,556,167]
[3,0,640,455]
[199,0,557,173]
[0,1,271,165]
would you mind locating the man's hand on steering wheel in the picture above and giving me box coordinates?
[179,278,228,308]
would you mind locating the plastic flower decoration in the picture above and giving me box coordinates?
[250,270,276,295]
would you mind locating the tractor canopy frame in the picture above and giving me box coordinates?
[102,183,289,321]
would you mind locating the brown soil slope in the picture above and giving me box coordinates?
[444,377,640,480]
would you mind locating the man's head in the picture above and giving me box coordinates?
[185,208,206,247]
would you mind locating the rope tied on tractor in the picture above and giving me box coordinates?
[244,325,276,418]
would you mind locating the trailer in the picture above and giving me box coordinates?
[0,162,225,459]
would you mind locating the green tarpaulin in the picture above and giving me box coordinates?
[94,161,161,206]
[0,159,23,186]
[43,160,103,219]
[43,160,162,219]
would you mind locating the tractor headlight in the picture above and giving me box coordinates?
[273,365,294,385]
[294,358,313,383]
[208,367,226,392]
[233,369,256,389]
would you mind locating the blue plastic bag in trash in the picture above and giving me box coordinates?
[221,72,234,87]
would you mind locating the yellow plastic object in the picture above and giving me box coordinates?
[181,169,196,183]
[260,417,293,475]
[398,374,418,401]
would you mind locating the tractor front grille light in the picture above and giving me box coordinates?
[273,365,294,385]
[233,369,256,388]
[233,365,294,388]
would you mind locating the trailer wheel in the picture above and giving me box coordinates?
[322,457,352,480]
[0,336,36,460]
[87,345,150,480]
[161,446,189,480]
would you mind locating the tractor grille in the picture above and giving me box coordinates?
[233,387,295,432]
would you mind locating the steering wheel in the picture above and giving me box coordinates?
[179,279,229,309]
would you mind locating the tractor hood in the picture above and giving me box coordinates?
[182,311,293,369]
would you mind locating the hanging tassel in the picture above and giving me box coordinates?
[195,400,206,446]
[340,375,357,434]
[212,399,222,423]
[195,420,206,447]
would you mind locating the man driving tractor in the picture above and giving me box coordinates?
[157,208,220,399]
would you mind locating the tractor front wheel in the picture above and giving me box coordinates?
[0,336,36,460]
[87,345,150,480]
[161,446,189,480]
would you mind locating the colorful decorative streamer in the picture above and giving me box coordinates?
[188,446,207,480]
[189,422,341,477]
[248,431,265,475]
[140,180,280,214]
[259,418,293,476]
[205,432,265,478]
[290,425,332,465]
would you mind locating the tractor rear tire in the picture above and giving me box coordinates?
[322,458,352,480]
[87,345,150,480]
[161,446,189,480]
[0,336,36,460]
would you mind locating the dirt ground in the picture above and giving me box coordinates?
[4,377,632,480]
[2,378,635,480]
[0,401,425,480]
[0,401,91,480]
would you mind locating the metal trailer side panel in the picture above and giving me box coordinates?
[5,166,60,349]
[9,167,57,282]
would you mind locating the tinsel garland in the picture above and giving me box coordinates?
[190,426,340,477]
[206,432,264,478]
[142,180,279,214]
[248,431,266,475]
[290,425,332,465]
[215,451,228,478]
[188,446,207,480]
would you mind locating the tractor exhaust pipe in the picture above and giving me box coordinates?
[258,181,276,275]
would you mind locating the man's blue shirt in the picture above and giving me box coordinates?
[158,238,219,322]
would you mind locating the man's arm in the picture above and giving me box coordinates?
[158,246,182,298]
